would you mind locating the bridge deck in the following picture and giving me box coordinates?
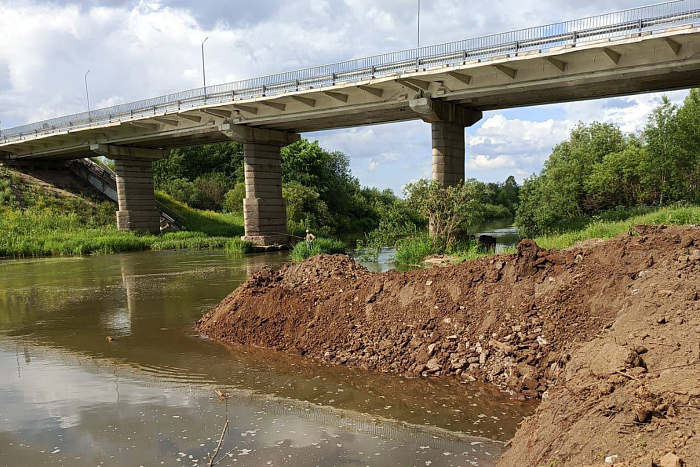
[3,1,700,159]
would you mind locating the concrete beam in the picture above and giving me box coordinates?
[290,95,316,107]
[232,104,258,115]
[202,108,233,118]
[358,85,384,97]
[113,157,160,234]
[261,101,286,111]
[494,64,517,79]
[409,97,482,126]
[90,144,167,160]
[546,56,567,72]
[447,71,472,85]
[219,123,300,146]
[323,91,349,102]
[665,37,682,55]
[602,47,621,64]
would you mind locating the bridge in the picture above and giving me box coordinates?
[2,1,700,244]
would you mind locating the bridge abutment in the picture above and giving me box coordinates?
[91,145,166,235]
[219,125,300,246]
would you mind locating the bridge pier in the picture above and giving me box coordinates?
[219,125,300,246]
[91,145,166,235]
[409,97,482,188]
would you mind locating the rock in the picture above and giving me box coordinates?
[537,336,548,346]
[425,280,433,286]
[634,402,654,423]
[522,376,539,390]
[479,350,489,365]
[659,452,683,467]
[489,339,514,355]
[425,358,441,373]
[446,335,457,341]
[657,316,667,324]
[427,343,437,355]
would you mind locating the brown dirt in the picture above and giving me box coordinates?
[196,225,700,466]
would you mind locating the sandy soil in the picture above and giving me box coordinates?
[197,225,700,466]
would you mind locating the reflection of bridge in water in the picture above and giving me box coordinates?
[3,1,700,244]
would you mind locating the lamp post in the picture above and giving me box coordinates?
[201,36,209,101]
[84,69,91,122]
[417,0,421,49]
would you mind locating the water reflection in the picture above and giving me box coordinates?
[0,250,533,465]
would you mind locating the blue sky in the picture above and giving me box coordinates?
[0,0,689,194]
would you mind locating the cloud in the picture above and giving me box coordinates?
[467,154,517,170]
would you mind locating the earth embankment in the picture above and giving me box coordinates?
[197,225,700,466]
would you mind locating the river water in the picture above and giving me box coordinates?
[0,248,533,466]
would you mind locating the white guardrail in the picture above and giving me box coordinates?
[2,0,700,143]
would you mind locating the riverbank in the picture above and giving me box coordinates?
[417,205,700,267]
[0,167,250,257]
[197,225,700,466]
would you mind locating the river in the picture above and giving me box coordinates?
[0,247,533,466]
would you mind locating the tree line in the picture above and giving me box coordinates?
[516,90,700,236]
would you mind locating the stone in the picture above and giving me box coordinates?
[425,358,441,373]
[659,452,683,467]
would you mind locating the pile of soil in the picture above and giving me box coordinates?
[197,225,700,466]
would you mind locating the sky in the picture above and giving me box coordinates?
[0,0,690,194]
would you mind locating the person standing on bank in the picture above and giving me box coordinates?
[305,229,316,248]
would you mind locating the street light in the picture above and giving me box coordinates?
[84,69,91,122]
[201,36,209,100]
[417,0,421,49]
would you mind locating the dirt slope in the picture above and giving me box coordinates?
[197,225,700,466]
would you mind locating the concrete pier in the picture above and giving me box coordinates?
[241,142,288,246]
[409,97,482,188]
[90,145,166,235]
[431,121,467,187]
[114,158,160,234]
[219,125,300,246]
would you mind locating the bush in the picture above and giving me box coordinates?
[394,235,437,265]
[222,183,246,214]
[225,239,253,254]
[290,237,347,261]
[191,173,230,211]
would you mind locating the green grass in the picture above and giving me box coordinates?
[394,235,438,265]
[155,191,244,237]
[290,238,347,261]
[225,238,254,254]
[533,205,700,250]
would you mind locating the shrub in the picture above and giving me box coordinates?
[394,235,437,265]
[225,239,253,254]
[290,237,346,261]
[222,182,246,214]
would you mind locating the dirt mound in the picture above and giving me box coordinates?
[197,225,700,466]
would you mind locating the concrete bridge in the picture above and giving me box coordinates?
[3,1,700,244]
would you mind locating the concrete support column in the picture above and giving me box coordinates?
[432,121,466,187]
[409,97,482,188]
[114,158,160,234]
[241,142,288,246]
[90,145,167,235]
[218,124,300,246]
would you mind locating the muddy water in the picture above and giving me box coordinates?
[0,250,534,466]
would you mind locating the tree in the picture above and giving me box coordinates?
[404,179,487,251]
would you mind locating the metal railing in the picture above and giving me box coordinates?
[2,0,700,144]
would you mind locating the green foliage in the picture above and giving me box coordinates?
[225,239,253,254]
[222,182,246,214]
[290,237,347,261]
[155,192,244,237]
[533,205,700,250]
[282,180,329,228]
[404,179,488,251]
[517,92,700,236]
[394,235,437,265]
[149,231,232,251]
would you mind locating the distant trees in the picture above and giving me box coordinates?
[516,90,700,236]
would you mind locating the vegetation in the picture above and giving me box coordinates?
[357,178,517,264]
[290,238,347,261]
[517,90,700,236]
[155,191,244,237]
[0,167,244,258]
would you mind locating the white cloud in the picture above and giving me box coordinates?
[467,154,517,170]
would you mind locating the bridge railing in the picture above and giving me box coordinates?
[2,0,700,143]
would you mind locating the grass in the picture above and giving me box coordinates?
[533,205,700,250]
[290,238,347,261]
[225,238,254,254]
[0,168,249,258]
[392,205,700,266]
[155,191,244,237]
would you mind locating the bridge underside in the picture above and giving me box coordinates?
[4,27,700,243]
